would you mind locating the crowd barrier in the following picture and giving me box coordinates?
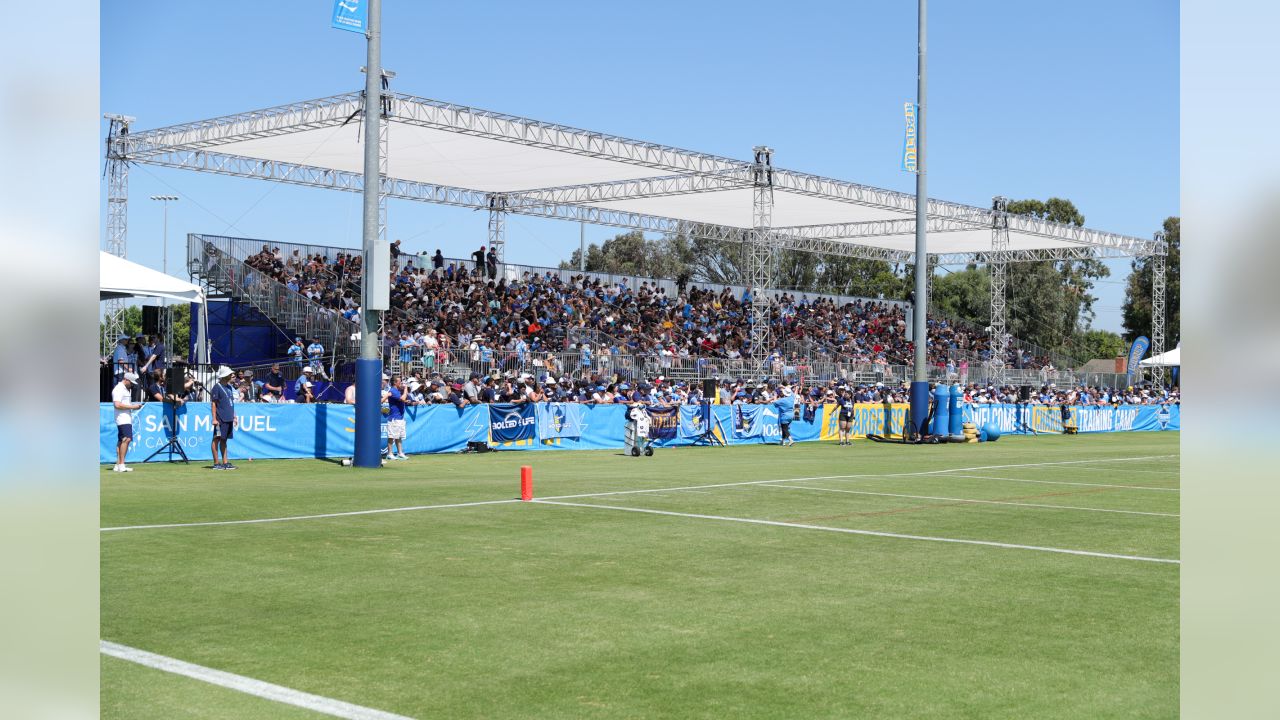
[99,402,1180,464]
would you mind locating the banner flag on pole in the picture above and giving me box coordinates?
[332,0,367,33]
[1125,336,1150,383]
[901,102,919,173]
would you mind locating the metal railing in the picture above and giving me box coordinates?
[189,234,361,361]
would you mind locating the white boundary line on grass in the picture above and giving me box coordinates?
[757,483,1180,517]
[531,500,1180,564]
[941,474,1179,492]
[101,640,417,720]
[100,499,519,532]
[99,454,1179,533]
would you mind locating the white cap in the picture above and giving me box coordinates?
[217,365,235,379]
[122,372,139,383]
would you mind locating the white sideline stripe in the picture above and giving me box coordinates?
[758,483,1179,517]
[941,474,1180,492]
[532,500,1180,565]
[99,454,1178,532]
[100,498,519,532]
[100,640,416,720]
[1023,463,1180,476]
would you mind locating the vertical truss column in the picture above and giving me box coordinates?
[1150,231,1167,384]
[748,146,776,375]
[487,194,507,266]
[989,196,1010,379]
[378,93,390,247]
[102,114,133,356]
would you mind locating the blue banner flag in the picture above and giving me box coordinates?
[678,404,712,438]
[901,102,919,173]
[331,0,367,33]
[1126,336,1150,383]
[535,402,585,439]
[646,406,679,441]
[489,403,536,443]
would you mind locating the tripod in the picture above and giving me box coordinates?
[144,400,190,463]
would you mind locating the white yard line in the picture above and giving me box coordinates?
[941,474,1179,492]
[531,500,1180,564]
[100,454,1179,533]
[101,640,416,720]
[757,483,1179,517]
[100,498,520,532]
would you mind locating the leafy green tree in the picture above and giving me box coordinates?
[1078,328,1126,361]
[1121,216,1180,345]
[100,303,191,358]
[931,265,990,324]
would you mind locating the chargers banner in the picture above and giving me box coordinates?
[101,402,1178,463]
[331,0,367,33]
[679,404,712,438]
[489,403,536,443]
[535,402,585,439]
[1126,336,1150,382]
[902,102,919,173]
[646,406,679,441]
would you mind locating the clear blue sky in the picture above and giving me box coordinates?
[101,0,1178,333]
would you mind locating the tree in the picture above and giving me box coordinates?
[1078,328,1126,361]
[931,265,990,325]
[1001,198,1111,355]
[1122,216,1180,345]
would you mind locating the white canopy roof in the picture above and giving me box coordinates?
[100,251,205,304]
[117,91,1160,264]
[1139,346,1179,367]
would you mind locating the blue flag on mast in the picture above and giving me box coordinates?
[332,0,367,33]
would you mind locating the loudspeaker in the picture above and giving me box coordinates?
[142,305,161,335]
[1019,385,1032,402]
[100,363,114,402]
[167,362,188,396]
[702,378,717,399]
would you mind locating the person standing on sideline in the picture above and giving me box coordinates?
[836,387,855,446]
[384,375,409,460]
[209,366,237,470]
[777,380,797,446]
[111,372,142,472]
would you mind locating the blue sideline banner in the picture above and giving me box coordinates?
[646,406,679,441]
[331,0,367,33]
[535,402,585,439]
[102,402,1179,463]
[678,404,711,438]
[489,403,536,443]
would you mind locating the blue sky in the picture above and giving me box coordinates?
[102,0,1178,333]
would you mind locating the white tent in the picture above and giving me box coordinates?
[100,251,205,304]
[101,251,209,364]
[1139,346,1180,368]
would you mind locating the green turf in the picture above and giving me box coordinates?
[102,434,1178,718]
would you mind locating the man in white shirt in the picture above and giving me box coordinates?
[111,372,142,472]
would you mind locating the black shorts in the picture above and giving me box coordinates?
[838,413,853,423]
[117,424,133,442]
[214,420,234,440]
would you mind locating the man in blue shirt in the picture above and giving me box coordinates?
[384,375,408,460]
[209,366,237,470]
[287,337,305,367]
[306,339,326,377]
[111,336,132,382]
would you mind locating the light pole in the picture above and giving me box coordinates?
[150,195,179,360]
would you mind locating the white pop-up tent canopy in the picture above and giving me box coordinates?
[100,251,209,363]
[100,251,205,303]
[1139,346,1180,367]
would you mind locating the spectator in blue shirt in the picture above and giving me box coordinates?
[384,375,408,460]
[306,339,326,376]
[110,336,132,381]
[209,366,237,470]
[287,337,305,367]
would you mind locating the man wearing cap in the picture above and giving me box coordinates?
[209,366,237,470]
[287,337,305,368]
[111,335,133,383]
[383,375,409,460]
[111,372,143,472]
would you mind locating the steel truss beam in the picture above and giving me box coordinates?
[487,194,507,265]
[504,167,753,208]
[989,197,1010,376]
[1150,231,1167,382]
[102,114,132,355]
[748,147,777,374]
[930,245,1152,265]
[773,216,974,240]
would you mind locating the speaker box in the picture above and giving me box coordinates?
[1019,385,1032,402]
[142,305,161,335]
[167,362,188,396]
[702,378,717,399]
[100,363,114,402]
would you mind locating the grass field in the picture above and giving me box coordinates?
[101,433,1179,719]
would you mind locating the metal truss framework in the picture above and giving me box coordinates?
[989,197,1011,375]
[107,91,1168,372]
[487,194,507,265]
[102,114,133,355]
[748,147,776,371]
[1150,231,1167,380]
